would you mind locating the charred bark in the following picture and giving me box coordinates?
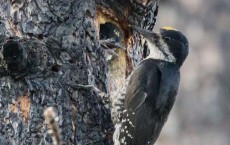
[0,0,158,144]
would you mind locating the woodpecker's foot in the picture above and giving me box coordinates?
[74,84,111,105]
[74,84,101,94]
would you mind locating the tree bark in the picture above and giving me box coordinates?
[0,0,158,144]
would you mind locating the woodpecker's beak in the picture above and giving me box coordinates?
[130,25,158,40]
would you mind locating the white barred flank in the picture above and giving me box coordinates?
[110,75,130,124]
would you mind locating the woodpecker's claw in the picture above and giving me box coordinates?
[74,84,101,94]
[74,84,111,106]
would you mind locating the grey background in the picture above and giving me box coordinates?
[155,0,230,145]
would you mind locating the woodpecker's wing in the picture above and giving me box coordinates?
[120,59,180,145]
[120,59,162,145]
[125,59,161,112]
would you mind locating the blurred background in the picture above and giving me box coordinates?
[154,0,230,145]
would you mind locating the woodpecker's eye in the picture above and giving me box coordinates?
[163,37,171,41]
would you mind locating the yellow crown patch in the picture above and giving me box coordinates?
[161,26,177,31]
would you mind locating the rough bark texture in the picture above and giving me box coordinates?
[0,0,158,144]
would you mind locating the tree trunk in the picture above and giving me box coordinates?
[0,0,158,144]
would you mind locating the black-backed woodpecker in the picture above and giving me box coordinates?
[74,25,189,145]
[113,25,189,145]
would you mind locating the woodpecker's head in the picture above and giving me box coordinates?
[131,25,189,67]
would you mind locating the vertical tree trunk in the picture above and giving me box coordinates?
[0,0,158,144]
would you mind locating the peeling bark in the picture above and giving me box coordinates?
[0,0,158,144]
